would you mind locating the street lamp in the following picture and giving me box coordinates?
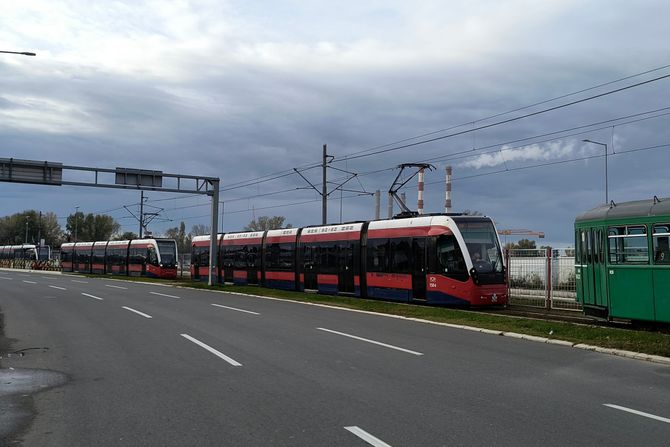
[74,206,79,242]
[582,139,608,204]
[0,50,36,56]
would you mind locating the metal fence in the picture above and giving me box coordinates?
[178,253,191,278]
[506,248,580,311]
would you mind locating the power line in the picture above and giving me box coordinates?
[332,73,670,164]
[335,63,670,161]
[149,63,670,202]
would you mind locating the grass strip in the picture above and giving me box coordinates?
[91,275,670,357]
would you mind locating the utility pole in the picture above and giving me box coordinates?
[294,144,369,224]
[322,144,327,225]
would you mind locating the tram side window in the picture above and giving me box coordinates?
[390,238,411,274]
[608,226,648,264]
[129,247,147,265]
[222,246,235,268]
[653,224,670,265]
[367,239,389,273]
[61,250,72,263]
[436,235,468,281]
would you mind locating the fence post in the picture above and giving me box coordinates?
[545,246,552,310]
[505,248,510,306]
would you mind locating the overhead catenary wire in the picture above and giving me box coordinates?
[148,62,670,202]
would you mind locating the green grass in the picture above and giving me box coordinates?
[87,274,670,358]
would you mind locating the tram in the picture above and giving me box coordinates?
[575,196,670,324]
[191,214,507,306]
[0,244,39,262]
[61,238,178,279]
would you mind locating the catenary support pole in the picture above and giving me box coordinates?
[322,144,327,225]
[139,190,144,238]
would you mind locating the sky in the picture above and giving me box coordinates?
[1,0,670,247]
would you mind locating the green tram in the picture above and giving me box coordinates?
[575,197,670,324]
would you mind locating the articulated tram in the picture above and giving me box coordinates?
[192,214,507,306]
[0,244,39,261]
[61,238,178,279]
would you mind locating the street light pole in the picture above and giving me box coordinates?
[0,50,36,56]
[74,206,79,242]
[582,139,608,204]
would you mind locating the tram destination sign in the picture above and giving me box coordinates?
[0,158,62,185]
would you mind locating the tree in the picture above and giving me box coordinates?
[504,238,537,251]
[66,213,120,241]
[190,224,210,236]
[244,216,291,231]
[164,221,191,254]
[114,231,138,241]
[517,239,537,249]
[0,210,64,247]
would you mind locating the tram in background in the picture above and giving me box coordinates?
[575,196,670,324]
[191,214,507,306]
[0,244,39,261]
[61,238,178,279]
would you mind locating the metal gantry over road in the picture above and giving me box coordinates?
[0,157,221,285]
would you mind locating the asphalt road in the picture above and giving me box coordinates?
[1,269,669,446]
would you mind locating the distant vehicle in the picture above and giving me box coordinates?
[575,196,670,324]
[0,244,39,261]
[191,214,507,306]
[60,238,178,279]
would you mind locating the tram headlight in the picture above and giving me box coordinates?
[469,267,479,285]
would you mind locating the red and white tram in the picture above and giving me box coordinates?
[191,214,507,306]
[61,238,178,279]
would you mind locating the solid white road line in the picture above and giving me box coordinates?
[82,293,104,301]
[22,280,37,284]
[149,291,180,299]
[180,333,242,367]
[0,276,12,280]
[317,328,423,356]
[48,285,67,290]
[604,404,670,424]
[42,276,58,280]
[122,306,153,319]
[71,280,89,284]
[211,303,259,315]
[344,426,393,447]
[105,284,127,290]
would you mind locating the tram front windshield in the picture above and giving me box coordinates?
[157,241,177,265]
[455,219,503,274]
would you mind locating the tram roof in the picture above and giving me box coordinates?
[575,197,670,222]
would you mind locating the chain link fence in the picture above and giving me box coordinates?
[506,247,579,311]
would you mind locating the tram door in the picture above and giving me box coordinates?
[339,243,355,293]
[411,238,427,300]
[583,228,606,308]
[247,246,259,285]
[579,229,595,306]
[303,245,318,290]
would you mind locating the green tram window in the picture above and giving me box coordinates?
[653,224,670,264]
[608,225,649,264]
